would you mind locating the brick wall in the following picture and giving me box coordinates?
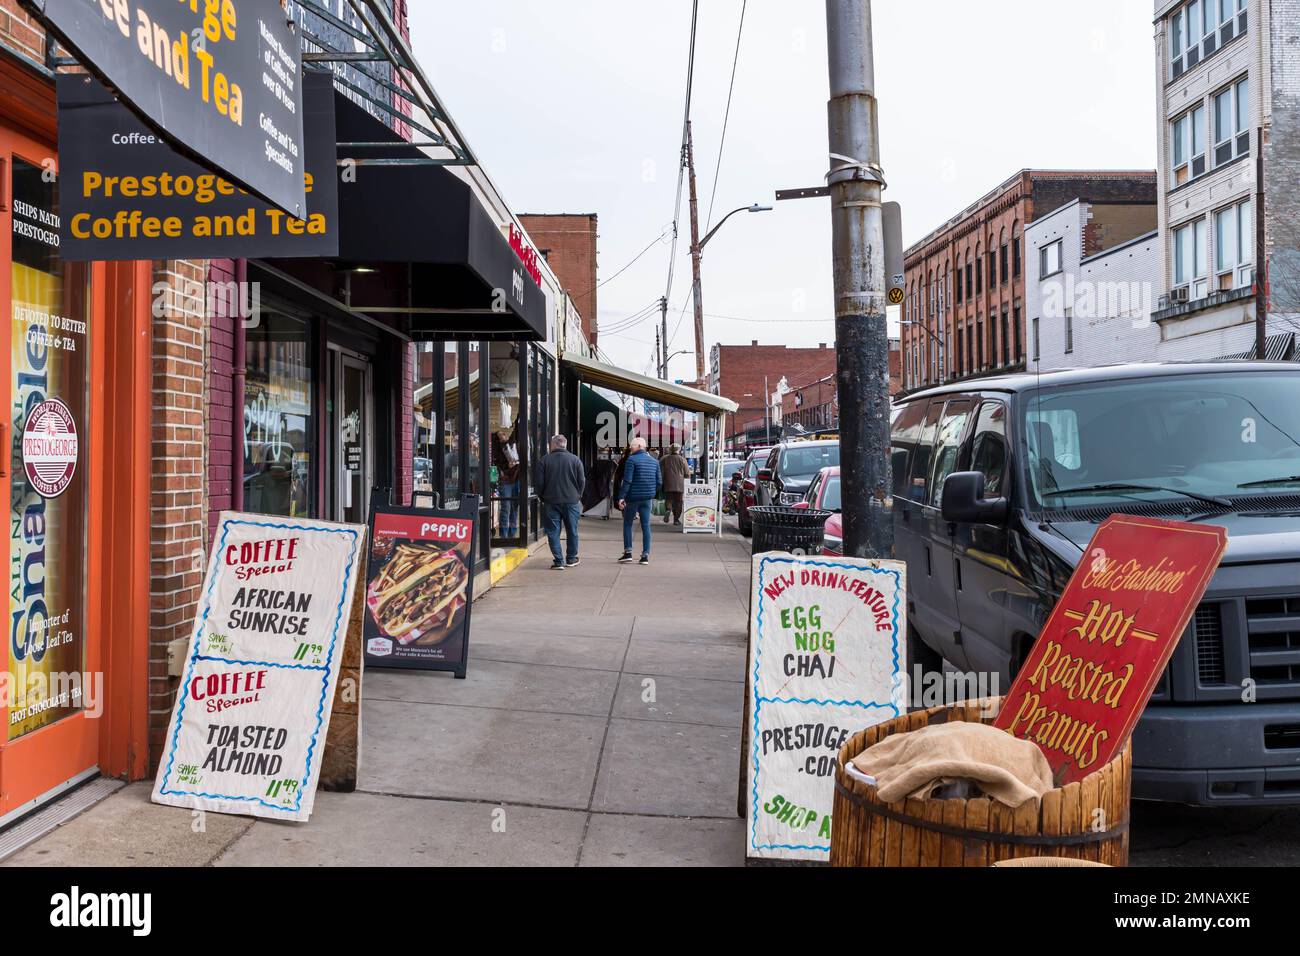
[713,341,836,443]
[206,260,237,541]
[149,260,208,769]
[0,0,45,60]
[519,214,598,346]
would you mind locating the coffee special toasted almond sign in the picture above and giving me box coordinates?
[995,515,1227,784]
[153,512,365,822]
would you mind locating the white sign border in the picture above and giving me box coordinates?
[153,513,363,820]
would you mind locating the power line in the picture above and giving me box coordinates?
[704,0,747,233]
[599,299,662,334]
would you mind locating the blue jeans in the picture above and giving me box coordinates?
[622,500,652,555]
[543,502,580,564]
[498,481,519,537]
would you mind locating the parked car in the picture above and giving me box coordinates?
[791,466,842,552]
[736,446,775,537]
[756,439,840,507]
[891,362,1300,807]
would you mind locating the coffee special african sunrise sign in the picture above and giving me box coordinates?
[995,515,1227,784]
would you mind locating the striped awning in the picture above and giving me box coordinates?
[1218,333,1296,362]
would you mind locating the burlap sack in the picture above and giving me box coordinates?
[850,720,1053,807]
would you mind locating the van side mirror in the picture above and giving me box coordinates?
[941,471,1008,524]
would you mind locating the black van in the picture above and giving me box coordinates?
[892,363,1300,806]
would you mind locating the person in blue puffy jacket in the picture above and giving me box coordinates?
[616,437,661,564]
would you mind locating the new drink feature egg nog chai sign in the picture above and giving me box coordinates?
[152,513,366,822]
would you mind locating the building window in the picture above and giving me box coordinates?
[1000,243,1009,284]
[1013,305,1022,361]
[1213,76,1250,167]
[975,259,983,295]
[1174,218,1208,300]
[1032,317,1040,362]
[1171,105,1206,186]
[1000,307,1010,366]
[1214,198,1254,290]
[1040,240,1063,278]
[966,324,974,374]
[1064,308,1074,354]
[976,317,984,370]
[955,324,964,374]
[956,266,964,302]
[1012,236,1021,277]
[965,261,973,299]
[988,251,997,289]
[245,311,315,518]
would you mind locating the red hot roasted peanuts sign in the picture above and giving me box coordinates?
[996,515,1227,784]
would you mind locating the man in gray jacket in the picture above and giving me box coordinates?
[535,435,586,570]
[659,443,691,525]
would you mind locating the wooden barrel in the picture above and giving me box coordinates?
[829,697,1130,867]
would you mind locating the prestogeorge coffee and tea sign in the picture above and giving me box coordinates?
[745,551,906,862]
[153,512,365,822]
[995,515,1228,784]
[56,71,338,260]
[23,0,307,216]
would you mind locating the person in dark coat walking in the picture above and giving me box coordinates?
[535,435,586,570]
[617,437,661,564]
[659,443,691,525]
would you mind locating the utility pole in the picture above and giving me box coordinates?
[659,296,669,379]
[764,374,771,445]
[826,0,891,560]
[686,121,706,385]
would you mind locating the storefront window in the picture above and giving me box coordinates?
[244,312,314,517]
[489,343,522,544]
[466,342,482,497]
[443,342,460,508]
[9,157,91,739]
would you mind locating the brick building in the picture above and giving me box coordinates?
[901,170,1158,394]
[519,213,599,348]
[709,341,836,450]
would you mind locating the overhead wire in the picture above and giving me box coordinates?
[704,0,747,233]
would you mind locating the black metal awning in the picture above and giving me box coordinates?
[267,88,547,342]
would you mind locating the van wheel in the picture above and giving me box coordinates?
[905,625,944,711]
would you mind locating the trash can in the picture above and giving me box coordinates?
[748,505,833,555]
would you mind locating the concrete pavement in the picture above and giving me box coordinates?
[4,514,754,867]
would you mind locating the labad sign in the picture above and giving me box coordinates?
[23,0,307,216]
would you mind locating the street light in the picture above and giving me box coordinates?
[686,201,772,385]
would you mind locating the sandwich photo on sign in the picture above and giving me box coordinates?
[362,501,479,675]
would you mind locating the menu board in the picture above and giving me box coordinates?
[681,481,718,534]
[363,495,478,678]
[995,515,1227,784]
[745,551,906,862]
[152,512,365,822]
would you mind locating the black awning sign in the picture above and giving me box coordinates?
[56,72,338,260]
[24,0,306,216]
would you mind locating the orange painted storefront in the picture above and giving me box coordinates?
[0,50,152,822]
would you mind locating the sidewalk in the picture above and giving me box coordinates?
[3,515,754,867]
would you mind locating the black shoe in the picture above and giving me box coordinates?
[618,551,633,563]
[567,557,581,567]
[673,520,682,526]
[551,561,566,570]
[639,554,650,565]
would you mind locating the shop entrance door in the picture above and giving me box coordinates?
[0,126,101,821]
[334,350,373,525]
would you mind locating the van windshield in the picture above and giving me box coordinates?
[780,445,840,480]
[1023,371,1300,509]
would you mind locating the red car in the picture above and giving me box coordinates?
[792,466,842,554]
[736,446,775,537]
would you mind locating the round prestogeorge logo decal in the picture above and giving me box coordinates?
[22,399,78,498]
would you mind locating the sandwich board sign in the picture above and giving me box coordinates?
[996,515,1227,784]
[744,551,907,862]
[153,513,366,822]
[362,494,479,679]
[681,481,719,534]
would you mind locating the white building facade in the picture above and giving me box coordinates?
[1027,199,1162,371]
[1152,0,1298,358]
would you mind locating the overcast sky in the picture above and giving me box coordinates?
[411,1,1158,378]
